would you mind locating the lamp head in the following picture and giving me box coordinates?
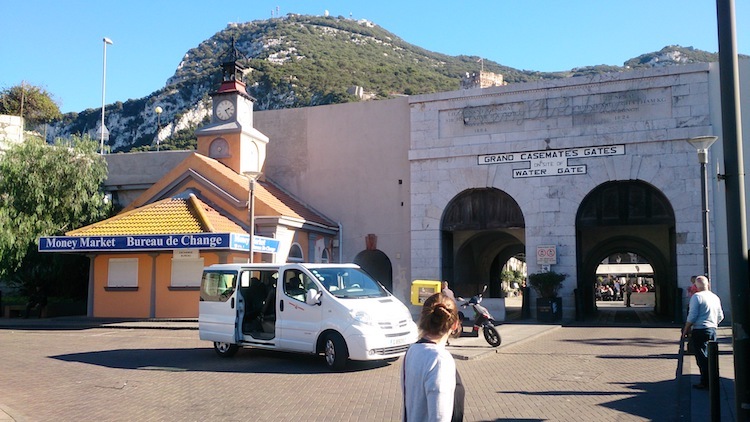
[103,37,113,45]
[686,136,718,165]
[687,136,718,151]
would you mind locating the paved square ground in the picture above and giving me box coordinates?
[0,324,698,421]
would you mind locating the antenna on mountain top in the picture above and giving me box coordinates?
[324,10,329,17]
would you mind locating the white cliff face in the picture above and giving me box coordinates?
[48,77,213,152]
[641,50,690,67]
[156,100,211,143]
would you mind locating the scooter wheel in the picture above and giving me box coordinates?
[483,326,502,347]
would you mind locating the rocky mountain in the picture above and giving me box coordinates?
[47,14,731,153]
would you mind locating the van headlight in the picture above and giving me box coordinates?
[352,310,374,326]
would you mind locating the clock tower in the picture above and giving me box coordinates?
[196,39,268,175]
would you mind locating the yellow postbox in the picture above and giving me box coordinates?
[410,279,442,305]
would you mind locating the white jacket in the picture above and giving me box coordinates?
[402,342,456,422]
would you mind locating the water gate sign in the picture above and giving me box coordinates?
[477,144,625,178]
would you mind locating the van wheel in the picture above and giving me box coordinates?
[324,333,348,370]
[213,342,239,357]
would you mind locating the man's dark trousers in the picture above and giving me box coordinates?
[690,327,716,385]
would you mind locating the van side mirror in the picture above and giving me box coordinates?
[306,288,322,306]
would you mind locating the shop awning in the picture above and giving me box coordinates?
[596,264,653,275]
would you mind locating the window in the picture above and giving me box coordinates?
[288,243,304,263]
[200,271,237,302]
[107,258,138,288]
[240,270,278,322]
[171,257,204,288]
[309,267,389,299]
[282,269,316,302]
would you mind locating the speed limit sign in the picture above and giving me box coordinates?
[537,245,557,265]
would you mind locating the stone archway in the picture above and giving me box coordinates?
[441,188,525,298]
[354,234,393,292]
[576,180,677,320]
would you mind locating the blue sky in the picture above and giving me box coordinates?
[1,1,747,113]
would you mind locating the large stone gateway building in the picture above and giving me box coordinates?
[408,63,718,321]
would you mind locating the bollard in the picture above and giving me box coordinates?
[708,340,720,422]
[521,287,530,319]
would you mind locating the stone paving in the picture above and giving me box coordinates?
[0,316,736,421]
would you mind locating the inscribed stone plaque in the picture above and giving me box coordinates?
[572,87,672,126]
[437,86,672,138]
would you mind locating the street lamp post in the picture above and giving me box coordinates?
[244,171,262,263]
[100,37,113,155]
[154,106,163,151]
[686,135,718,281]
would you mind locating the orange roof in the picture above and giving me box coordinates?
[123,152,336,229]
[256,179,335,227]
[67,194,246,236]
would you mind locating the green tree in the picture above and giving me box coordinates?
[0,135,110,296]
[0,83,62,127]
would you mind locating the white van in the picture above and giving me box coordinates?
[199,263,418,369]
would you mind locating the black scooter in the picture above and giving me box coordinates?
[457,286,502,347]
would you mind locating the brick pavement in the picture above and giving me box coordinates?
[0,318,735,421]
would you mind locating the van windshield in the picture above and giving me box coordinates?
[309,268,389,299]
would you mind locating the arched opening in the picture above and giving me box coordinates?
[287,243,304,263]
[441,188,526,305]
[595,252,654,304]
[576,180,677,323]
[353,249,393,292]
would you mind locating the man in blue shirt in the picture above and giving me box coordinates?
[682,275,724,390]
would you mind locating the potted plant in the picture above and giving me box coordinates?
[528,270,567,322]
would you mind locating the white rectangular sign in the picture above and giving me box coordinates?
[536,245,557,265]
[173,249,199,260]
[478,144,625,178]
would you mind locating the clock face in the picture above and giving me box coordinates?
[209,138,230,158]
[215,100,235,121]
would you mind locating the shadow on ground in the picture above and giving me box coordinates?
[51,347,391,374]
[495,378,680,421]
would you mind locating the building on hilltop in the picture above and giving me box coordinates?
[460,70,506,89]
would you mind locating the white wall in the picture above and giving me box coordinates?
[255,98,414,300]
[0,114,23,150]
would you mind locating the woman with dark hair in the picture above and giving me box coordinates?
[402,292,464,421]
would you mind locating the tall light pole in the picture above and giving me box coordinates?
[244,171,261,263]
[716,1,749,418]
[154,106,163,151]
[100,37,113,155]
[686,135,718,281]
